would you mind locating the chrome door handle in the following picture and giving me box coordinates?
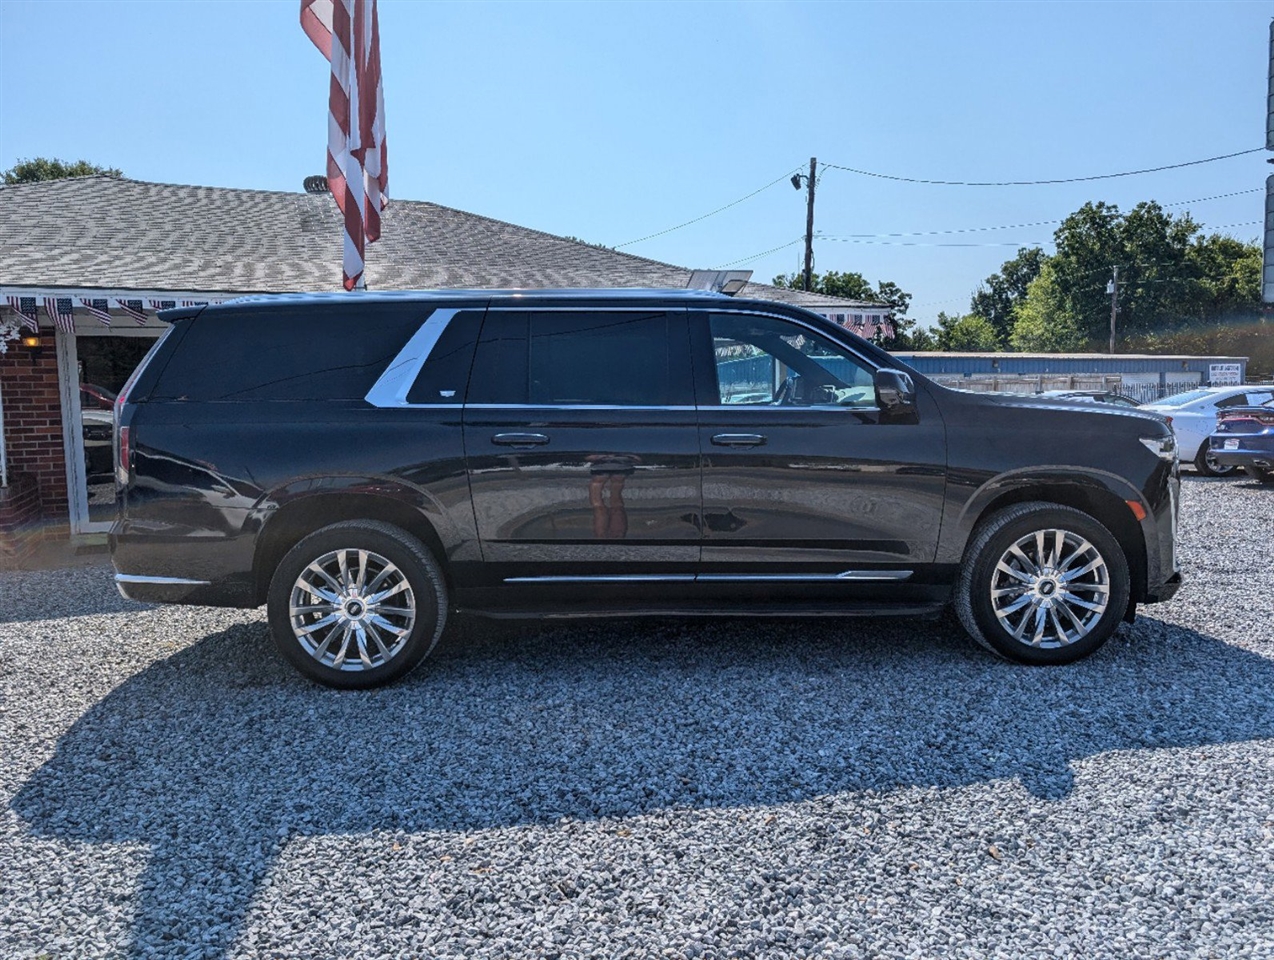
[491,433,550,446]
[711,433,766,447]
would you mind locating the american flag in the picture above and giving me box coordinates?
[43,297,76,333]
[78,298,113,326]
[5,296,39,332]
[301,0,388,291]
[113,298,148,324]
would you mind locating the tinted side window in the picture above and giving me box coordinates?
[710,313,875,407]
[467,311,692,406]
[149,303,428,401]
[406,310,483,404]
[466,312,529,404]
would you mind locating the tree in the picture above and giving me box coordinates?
[2,157,122,184]
[771,270,921,349]
[772,270,875,301]
[1009,262,1087,352]
[934,312,1001,352]
[1187,233,1260,320]
[969,246,1047,343]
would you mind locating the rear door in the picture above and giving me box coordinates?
[461,306,702,587]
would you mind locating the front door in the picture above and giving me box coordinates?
[462,308,702,588]
[693,310,947,580]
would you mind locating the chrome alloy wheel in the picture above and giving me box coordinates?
[288,548,417,671]
[989,529,1110,649]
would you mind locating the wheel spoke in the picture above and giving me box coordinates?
[373,604,415,617]
[368,579,409,604]
[1059,538,1094,572]
[365,621,393,660]
[1062,592,1105,613]
[1052,530,1064,569]
[1061,558,1103,581]
[295,612,341,636]
[1007,543,1037,574]
[368,613,411,637]
[354,623,373,668]
[996,561,1034,585]
[1048,606,1071,644]
[331,622,354,667]
[305,562,344,595]
[997,594,1035,616]
[1030,605,1047,646]
[290,603,337,616]
[356,550,368,593]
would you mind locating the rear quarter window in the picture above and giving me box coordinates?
[149,303,431,401]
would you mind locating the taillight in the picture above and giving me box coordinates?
[116,425,131,486]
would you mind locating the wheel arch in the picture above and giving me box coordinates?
[252,488,451,604]
[953,474,1149,605]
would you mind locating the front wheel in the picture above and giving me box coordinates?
[267,520,448,689]
[954,503,1131,665]
[1195,445,1237,477]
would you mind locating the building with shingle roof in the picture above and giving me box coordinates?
[0,175,889,556]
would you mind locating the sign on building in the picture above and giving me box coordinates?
[1209,363,1243,386]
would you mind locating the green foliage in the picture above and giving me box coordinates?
[2,157,122,184]
[770,270,920,350]
[969,247,1047,342]
[934,312,1001,352]
[1008,262,1087,351]
[772,270,875,301]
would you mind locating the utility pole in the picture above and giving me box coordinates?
[803,157,817,292]
[1107,265,1119,354]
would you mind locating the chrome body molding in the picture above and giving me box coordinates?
[115,573,213,586]
[504,570,913,585]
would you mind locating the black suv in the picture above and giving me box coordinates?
[110,290,1181,687]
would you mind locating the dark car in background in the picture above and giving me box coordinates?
[1209,400,1274,483]
[109,290,1181,688]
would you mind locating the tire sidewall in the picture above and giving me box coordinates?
[1195,446,1235,477]
[267,522,446,689]
[966,506,1130,665]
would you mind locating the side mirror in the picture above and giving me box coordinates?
[874,368,917,416]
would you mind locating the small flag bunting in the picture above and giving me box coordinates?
[113,299,148,324]
[5,296,39,331]
[78,298,113,326]
[43,297,76,333]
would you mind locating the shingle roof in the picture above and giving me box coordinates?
[0,176,881,310]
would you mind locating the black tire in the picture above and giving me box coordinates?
[267,520,447,689]
[954,502,1131,665]
[1244,465,1274,484]
[1194,445,1237,477]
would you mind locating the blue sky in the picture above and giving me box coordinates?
[1,0,1267,324]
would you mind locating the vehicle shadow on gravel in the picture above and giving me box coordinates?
[12,613,1274,957]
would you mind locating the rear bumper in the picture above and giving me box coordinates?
[1144,570,1183,604]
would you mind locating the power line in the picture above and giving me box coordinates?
[820,148,1263,187]
[615,167,802,248]
[715,236,804,270]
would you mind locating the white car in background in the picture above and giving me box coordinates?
[1142,385,1274,475]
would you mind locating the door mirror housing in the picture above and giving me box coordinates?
[874,368,917,416]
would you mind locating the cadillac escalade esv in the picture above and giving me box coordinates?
[110,289,1181,688]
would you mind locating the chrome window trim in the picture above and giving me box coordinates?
[364,308,461,409]
[465,403,698,412]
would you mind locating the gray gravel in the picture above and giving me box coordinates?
[2,475,1273,959]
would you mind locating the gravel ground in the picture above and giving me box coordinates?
[1,475,1272,959]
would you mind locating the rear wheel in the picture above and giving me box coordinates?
[267,520,447,689]
[1244,465,1274,484]
[955,502,1130,665]
[1195,445,1237,477]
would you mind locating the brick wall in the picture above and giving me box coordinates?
[0,472,42,568]
[0,333,69,529]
